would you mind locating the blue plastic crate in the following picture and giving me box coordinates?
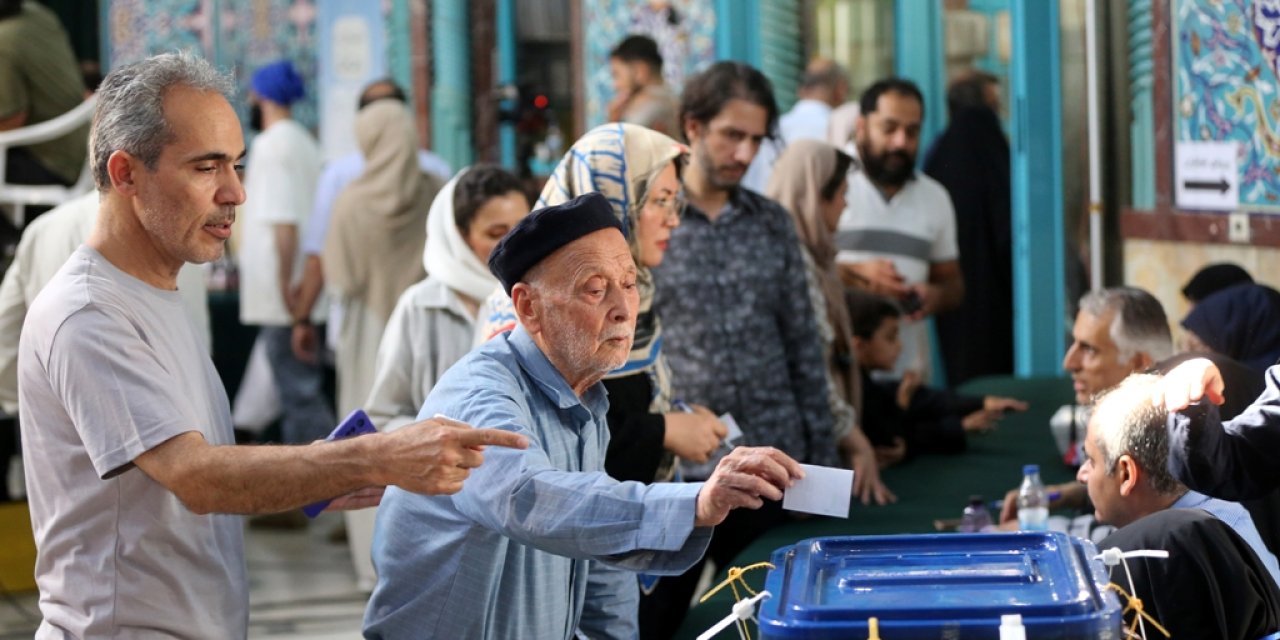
[757,532,1123,639]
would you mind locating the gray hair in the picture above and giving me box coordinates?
[1090,373,1184,496]
[1078,287,1173,363]
[90,51,234,191]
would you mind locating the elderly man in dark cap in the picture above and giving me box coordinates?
[364,193,805,640]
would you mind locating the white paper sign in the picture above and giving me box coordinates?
[782,464,854,518]
[1175,141,1239,211]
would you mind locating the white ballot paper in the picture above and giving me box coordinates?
[719,413,744,445]
[783,464,854,518]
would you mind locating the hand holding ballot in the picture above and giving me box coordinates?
[695,447,806,527]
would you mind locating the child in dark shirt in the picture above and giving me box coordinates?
[848,292,1027,467]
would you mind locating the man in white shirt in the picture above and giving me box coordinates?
[836,77,963,380]
[741,58,848,192]
[237,59,335,445]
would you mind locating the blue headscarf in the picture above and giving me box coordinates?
[251,60,305,105]
[1182,283,1280,373]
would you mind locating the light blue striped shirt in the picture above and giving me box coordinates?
[1172,489,1280,589]
[363,326,711,640]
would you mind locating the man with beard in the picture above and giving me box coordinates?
[645,61,860,639]
[836,78,963,380]
[363,193,805,639]
[17,52,529,638]
[237,59,336,452]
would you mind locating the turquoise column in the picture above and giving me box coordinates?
[388,0,413,95]
[496,0,517,169]
[715,0,761,66]
[1010,0,1066,376]
[1128,0,1156,209]
[431,0,473,169]
[893,1,947,152]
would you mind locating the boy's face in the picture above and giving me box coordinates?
[856,316,902,371]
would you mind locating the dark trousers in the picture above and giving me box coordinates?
[638,499,787,640]
[259,326,336,444]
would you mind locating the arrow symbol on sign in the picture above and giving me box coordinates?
[1183,178,1230,193]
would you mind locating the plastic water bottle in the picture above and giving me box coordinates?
[1017,464,1050,531]
[958,495,992,532]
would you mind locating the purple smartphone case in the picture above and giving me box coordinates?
[302,409,376,517]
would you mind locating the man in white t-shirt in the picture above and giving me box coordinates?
[17,51,528,639]
[836,77,963,380]
[238,59,334,444]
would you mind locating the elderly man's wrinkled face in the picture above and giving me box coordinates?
[1063,309,1141,405]
[529,228,639,384]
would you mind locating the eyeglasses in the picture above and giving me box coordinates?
[644,195,685,221]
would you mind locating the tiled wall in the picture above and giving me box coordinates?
[581,0,717,129]
[1125,239,1280,341]
[103,0,410,133]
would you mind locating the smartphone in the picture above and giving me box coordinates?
[302,409,377,517]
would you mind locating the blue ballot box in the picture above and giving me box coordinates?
[757,532,1123,639]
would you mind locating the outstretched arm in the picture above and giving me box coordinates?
[1158,359,1280,500]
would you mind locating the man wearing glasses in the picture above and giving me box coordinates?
[645,61,844,639]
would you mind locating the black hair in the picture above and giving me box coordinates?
[1182,263,1254,303]
[946,71,998,116]
[678,61,779,142]
[357,78,408,110]
[453,165,528,233]
[858,77,925,119]
[847,290,902,339]
[610,35,664,74]
[820,149,854,201]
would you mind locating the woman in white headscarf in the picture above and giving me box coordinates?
[345,165,528,593]
[364,166,529,430]
[475,123,726,483]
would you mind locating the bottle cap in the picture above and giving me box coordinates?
[1022,464,1039,475]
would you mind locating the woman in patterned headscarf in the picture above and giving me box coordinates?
[767,138,895,505]
[476,123,726,483]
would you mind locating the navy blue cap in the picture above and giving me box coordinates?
[487,192,624,295]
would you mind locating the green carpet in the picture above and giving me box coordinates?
[674,375,1076,639]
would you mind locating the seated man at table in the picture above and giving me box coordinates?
[363,193,805,640]
[1000,287,1172,524]
[1079,373,1280,587]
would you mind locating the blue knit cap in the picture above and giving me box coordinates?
[251,60,305,105]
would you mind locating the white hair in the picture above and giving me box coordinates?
[1078,287,1173,363]
[1090,373,1184,496]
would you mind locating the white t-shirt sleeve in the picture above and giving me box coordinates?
[931,188,960,263]
[42,306,201,478]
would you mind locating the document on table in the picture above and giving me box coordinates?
[783,464,854,518]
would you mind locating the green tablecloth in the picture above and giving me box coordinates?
[674,375,1077,639]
